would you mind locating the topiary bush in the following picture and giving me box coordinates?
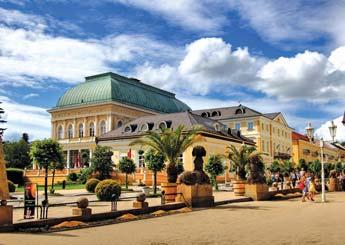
[8,180,16,192]
[67,172,78,182]
[85,178,100,193]
[6,168,24,186]
[95,179,121,201]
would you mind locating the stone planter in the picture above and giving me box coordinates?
[161,182,177,203]
[233,180,246,196]
[245,183,270,201]
[329,177,337,192]
[176,183,214,207]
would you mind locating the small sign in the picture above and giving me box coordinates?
[24,183,37,219]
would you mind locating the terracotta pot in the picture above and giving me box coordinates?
[233,180,246,196]
[161,182,177,203]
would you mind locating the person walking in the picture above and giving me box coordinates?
[308,175,317,201]
[299,172,307,202]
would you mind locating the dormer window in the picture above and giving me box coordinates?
[130,124,137,132]
[211,111,218,117]
[235,108,245,114]
[124,126,131,133]
[214,123,220,131]
[158,121,167,130]
[140,124,149,132]
[201,112,207,117]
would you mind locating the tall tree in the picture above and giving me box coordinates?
[90,145,114,180]
[227,145,258,181]
[131,125,201,183]
[204,154,225,190]
[4,138,31,169]
[29,139,63,205]
[118,157,136,190]
[144,149,165,194]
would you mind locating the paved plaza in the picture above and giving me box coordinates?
[2,192,345,245]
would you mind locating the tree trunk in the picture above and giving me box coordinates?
[125,173,128,190]
[44,166,48,205]
[167,163,178,183]
[51,167,56,193]
[153,171,157,194]
[214,176,218,191]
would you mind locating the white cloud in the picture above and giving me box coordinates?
[315,115,345,142]
[257,48,345,101]
[227,0,345,48]
[23,93,39,100]
[0,96,51,140]
[110,0,225,32]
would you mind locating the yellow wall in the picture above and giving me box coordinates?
[224,114,292,164]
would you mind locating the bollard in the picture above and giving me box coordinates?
[111,194,118,211]
[161,190,165,205]
[62,180,66,190]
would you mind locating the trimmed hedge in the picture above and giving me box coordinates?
[95,179,121,201]
[6,168,24,186]
[8,180,16,192]
[85,178,100,193]
[67,172,78,182]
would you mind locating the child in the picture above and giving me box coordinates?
[308,176,317,201]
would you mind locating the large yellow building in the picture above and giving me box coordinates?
[193,105,293,164]
[98,111,255,177]
[292,131,345,164]
[47,72,190,170]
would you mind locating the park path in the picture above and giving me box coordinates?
[2,192,345,245]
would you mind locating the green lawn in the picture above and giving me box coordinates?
[15,183,85,192]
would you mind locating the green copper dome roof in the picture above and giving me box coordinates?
[55,72,190,113]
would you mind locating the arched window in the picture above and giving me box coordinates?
[117,120,123,128]
[78,123,84,138]
[89,122,95,137]
[67,124,73,139]
[57,125,63,139]
[158,121,167,130]
[100,121,106,135]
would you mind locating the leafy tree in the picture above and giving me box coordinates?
[204,155,225,190]
[130,125,201,183]
[281,160,294,174]
[227,145,258,180]
[29,139,63,205]
[90,145,114,180]
[309,160,322,177]
[144,149,165,194]
[118,156,136,190]
[4,136,31,169]
[268,160,281,173]
[298,159,308,171]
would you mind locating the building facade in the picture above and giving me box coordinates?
[292,131,345,165]
[46,72,190,170]
[193,105,293,164]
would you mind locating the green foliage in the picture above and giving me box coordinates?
[298,159,308,171]
[145,150,165,172]
[334,162,343,173]
[309,160,322,176]
[8,180,16,192]
[67,172,78,182]
[144,149,165,194]
[29,139,64,205]
[281,160,294,174]
[81,150,90,167]
[118,157,136,190]
[95,179,121,201]
[130,125,201,183]
[227,145,257,180]
[90,146,114,180]
[247,155,266,184]
[85,178,100,193]
[6,168,24,186]
[78,167,93,184]
[4,138,31,169]
[268,161,281,173]
[176,162,184,175]
[204,155,225,190]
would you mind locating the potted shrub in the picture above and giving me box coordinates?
[130,125,201,202]
[245,154,269,200]
[227,145,256,196]
[204,154,225,191]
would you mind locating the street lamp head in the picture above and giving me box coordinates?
[328,120,337,143]
[319,138,324,148]
[305,122,314,140]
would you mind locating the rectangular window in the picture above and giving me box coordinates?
[267,142,270,154]
[235,123,241,130]
[262,140,265,152]
[247,122,254,131]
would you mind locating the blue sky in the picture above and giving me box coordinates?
[1,0,345,141]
